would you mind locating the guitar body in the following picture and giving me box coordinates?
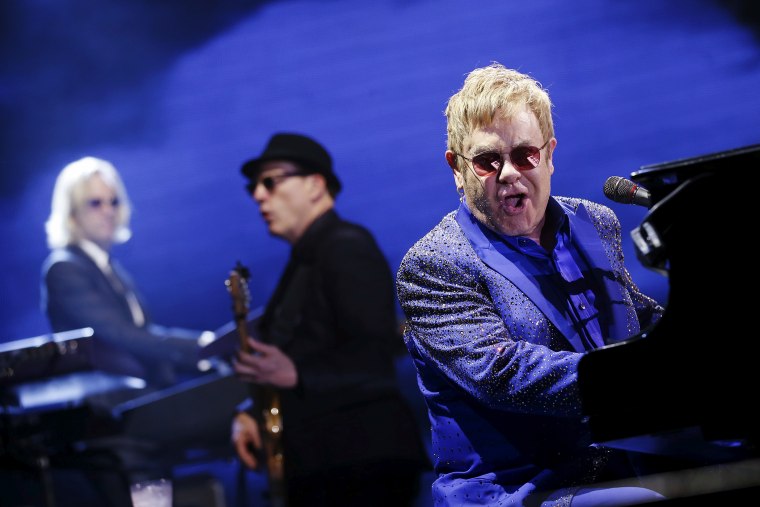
[253,385,286,506]
[227,262,288,506]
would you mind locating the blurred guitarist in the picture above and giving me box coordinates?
[231,133,430,507]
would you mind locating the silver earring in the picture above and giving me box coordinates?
[457,187,464,201]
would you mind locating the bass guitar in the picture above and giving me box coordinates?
[226,261,287,507]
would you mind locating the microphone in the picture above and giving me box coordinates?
[603,176,651,208]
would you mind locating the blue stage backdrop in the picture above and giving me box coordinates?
[1,0,758,345]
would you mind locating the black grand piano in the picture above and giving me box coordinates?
[578,143,760,502]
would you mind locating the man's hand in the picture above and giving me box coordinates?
[232,411,262,469]
[233,337,298,388]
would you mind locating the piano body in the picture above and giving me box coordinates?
[578,143,760,500]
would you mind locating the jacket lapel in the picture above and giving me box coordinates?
[69,245,121,297]
[455,204,588,352]
[565,202,636,344]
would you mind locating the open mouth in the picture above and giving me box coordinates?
[500,193,527,214]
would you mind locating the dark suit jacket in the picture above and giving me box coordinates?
[41,244,200,388]
[254,209,428,478]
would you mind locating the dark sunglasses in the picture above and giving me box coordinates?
[86,197,120,209]
[245,172,305,194]
[455,139,551,176]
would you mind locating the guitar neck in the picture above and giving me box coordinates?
[226,265,287,505]
[235,317,251,354]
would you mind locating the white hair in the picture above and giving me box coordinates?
[45,156,133,249]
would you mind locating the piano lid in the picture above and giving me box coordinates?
[631,142,760,205]
[628,142,760,275]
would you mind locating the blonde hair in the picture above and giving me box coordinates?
[45,156,133,249]
[445,62,554,164]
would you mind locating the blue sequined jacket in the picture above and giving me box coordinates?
[396,196,664,506]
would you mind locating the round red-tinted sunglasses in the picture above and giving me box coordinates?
[455,139,550,176]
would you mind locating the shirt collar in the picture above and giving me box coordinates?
[461,196,569,250]
[77,239,110,271]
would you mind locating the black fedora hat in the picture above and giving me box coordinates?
[241,132,342,196]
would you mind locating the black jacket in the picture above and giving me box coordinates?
[255,209,428,477]
[41,244,200,389]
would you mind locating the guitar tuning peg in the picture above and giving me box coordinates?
[234,260,251,280]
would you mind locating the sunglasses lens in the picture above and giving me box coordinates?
[246,177,277,193]
[87,198,120,208]
[471,152,504,175]
[464,142,546,176]
[511,146,541,170]
[248,172,305,194]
